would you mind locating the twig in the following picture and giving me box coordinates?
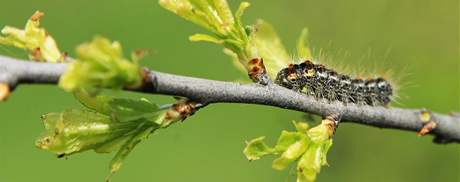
[0,55,459,143]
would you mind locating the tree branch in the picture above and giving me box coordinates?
[1,55,459,143]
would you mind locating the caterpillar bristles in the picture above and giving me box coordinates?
[275,59,394,106]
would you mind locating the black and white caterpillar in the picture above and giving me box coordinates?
[275,60,393,106]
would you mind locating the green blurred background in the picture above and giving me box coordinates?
[0,0,459,181]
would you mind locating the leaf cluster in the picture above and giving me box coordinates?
[244,121,333,182]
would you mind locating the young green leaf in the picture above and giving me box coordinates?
[274,130,306,153]
[293,120,310,133]
[59,36,142,93]
[159,0,252,69]
[0,11,64,62]
[160,0,315,83]
[189,33,223,44]
[36,96,168,181]
[308,121,332,143]
[243,120,334,182]
[243,136,275,161]
[159,0,219,34]
[106,120,158,181]
[74,90,160,122]
[296,139,333,182]
[272,131,310,170]
[73,90,114,114]
[35,109,158,156]
[296,28,313,60]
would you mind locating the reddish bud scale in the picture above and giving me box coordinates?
[247,58,269,85]
[417,121,437,136]
[32,47,42,61]
[417,110,437,136]
[165,101,198,121]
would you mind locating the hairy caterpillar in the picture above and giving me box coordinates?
[275,60,393,106]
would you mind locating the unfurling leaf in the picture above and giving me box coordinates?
[297,139,333,182]
[293,120,309,133]
[59,36,142,93]
[243,120,334,182]
[243,136,275,161]
[107,121,157,181]
[159,0,252,69]
[296,28,313,60]
[0,11,64,62]
[74,90,159,122]
[308,119,334,143]
[274,130,307,153]
[35,109,158,156]
[36,95,169,180]
[39,92,201,180]
[272,132,309,170]
[159,0,216,34]
[160,0,315,84]
[189,33,223,44]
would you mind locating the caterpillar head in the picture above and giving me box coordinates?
[275,64,303,91]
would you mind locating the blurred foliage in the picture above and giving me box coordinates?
[0,0,458,182]
[0,11,64,62]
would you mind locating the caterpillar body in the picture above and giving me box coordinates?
[275,60,393,106]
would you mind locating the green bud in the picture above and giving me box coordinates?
[0,11,64,62]
[59,36,142,92]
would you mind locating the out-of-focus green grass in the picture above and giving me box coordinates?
[0,0,458,181]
